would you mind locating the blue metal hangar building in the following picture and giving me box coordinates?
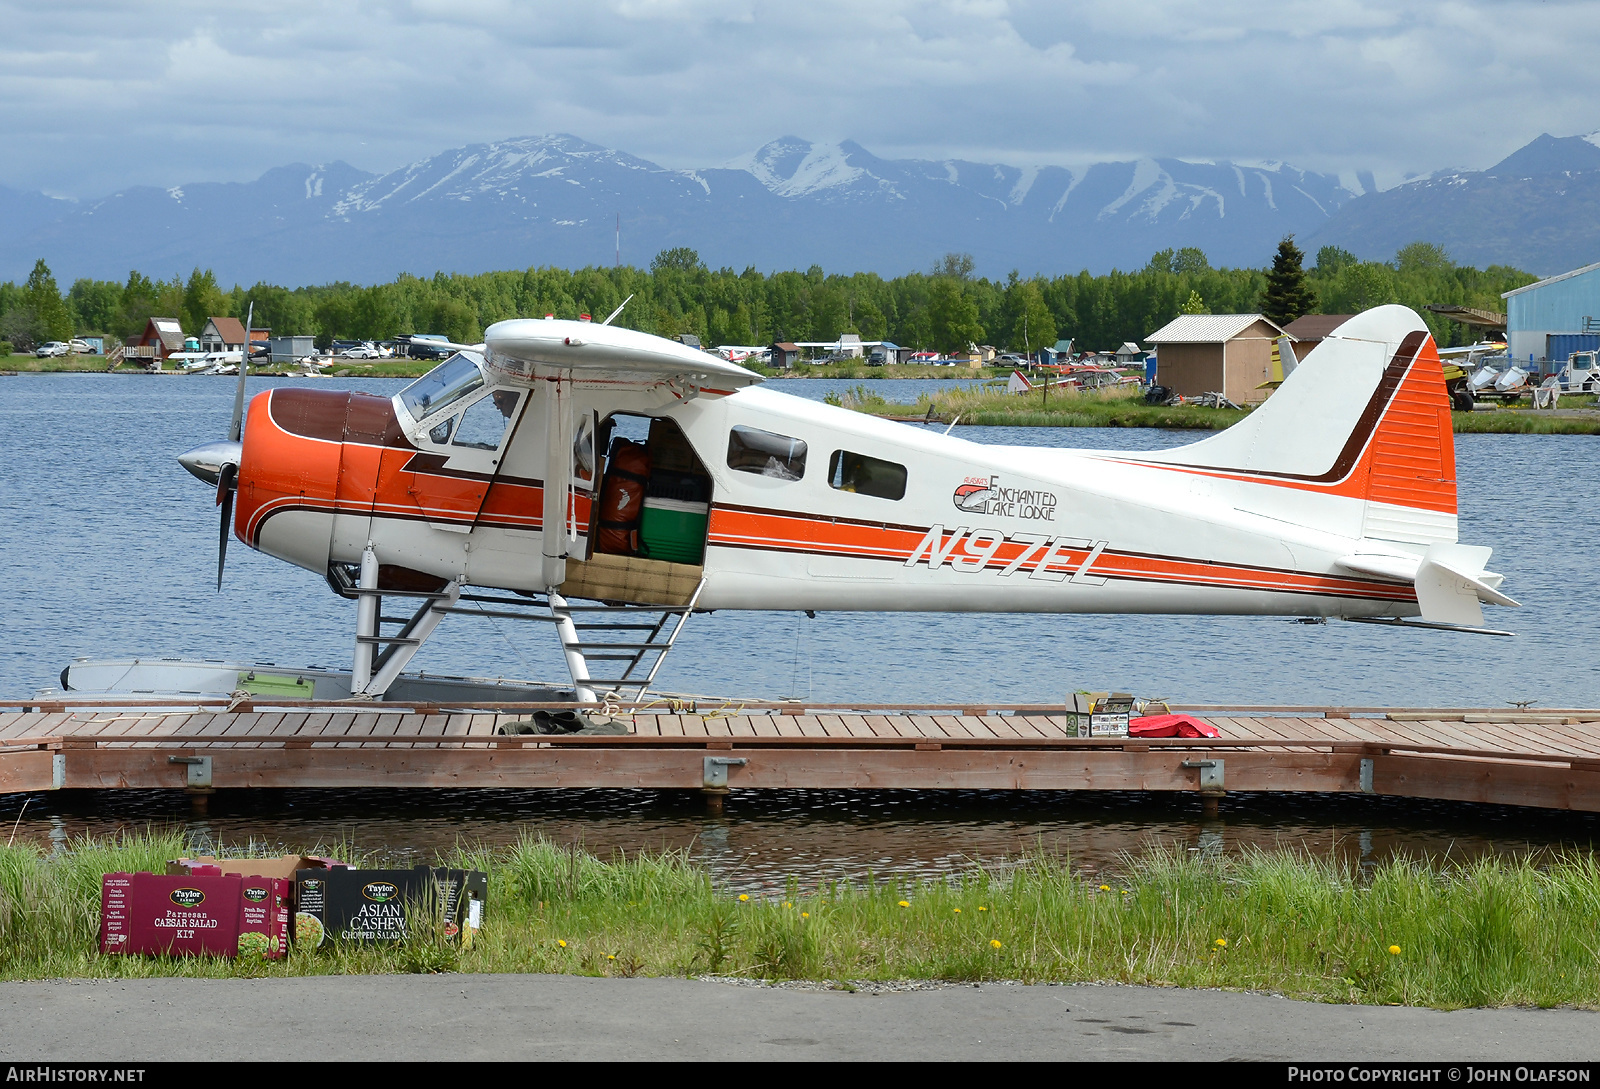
[1503,261,1600,366]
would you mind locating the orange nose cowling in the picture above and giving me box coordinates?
[236,388,409,574]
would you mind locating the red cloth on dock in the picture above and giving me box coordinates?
[1128,714,1220,738]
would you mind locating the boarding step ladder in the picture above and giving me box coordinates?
[546,579,708,705]
[328,560,706,703]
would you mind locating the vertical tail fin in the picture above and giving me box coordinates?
[1138,305,1457,543]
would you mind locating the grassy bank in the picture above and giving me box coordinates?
[835,382,1600,434]
[3,831,1599,1008]
[836,383,1251,429]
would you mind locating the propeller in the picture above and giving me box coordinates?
[177,301,252,591]
[215,462,238,590]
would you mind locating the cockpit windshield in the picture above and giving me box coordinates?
[399,353,484,421]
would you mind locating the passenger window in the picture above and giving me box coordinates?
[429,417,453,444]
[727,425,807,481]
[828,450,906,500]
[451,390,520,450]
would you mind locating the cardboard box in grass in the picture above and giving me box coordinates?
[294,866,487,950]
[100,870,291,959]
[168,854,347,909]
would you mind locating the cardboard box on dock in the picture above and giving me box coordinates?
[1067,692,1135,737]
[99,871,290,959]
[294,866,486,948]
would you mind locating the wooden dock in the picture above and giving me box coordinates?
[4,700,1600,813]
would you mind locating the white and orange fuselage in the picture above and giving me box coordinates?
[226,305,1510,628]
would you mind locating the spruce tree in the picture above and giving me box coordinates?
[1260,236,1317,326]
[24,259,73,342]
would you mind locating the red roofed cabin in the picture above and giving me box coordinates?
[127,317,186,365]
[1145,314,1289,404]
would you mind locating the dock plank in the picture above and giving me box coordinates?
[792,715,828,739]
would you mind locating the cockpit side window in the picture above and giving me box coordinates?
[727,425,807,481]
[400,353,483,421]
[451,390,520,450]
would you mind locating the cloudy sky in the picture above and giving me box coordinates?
[5,0,1599,198]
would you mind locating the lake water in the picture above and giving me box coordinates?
[1,373,1597,882]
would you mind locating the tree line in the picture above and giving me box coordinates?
[0,241,1538,356]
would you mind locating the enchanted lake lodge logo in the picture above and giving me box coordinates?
[953,476,1057,522]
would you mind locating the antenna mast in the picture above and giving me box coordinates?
[615,213,621,268]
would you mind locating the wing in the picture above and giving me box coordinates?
[483,318,762,397]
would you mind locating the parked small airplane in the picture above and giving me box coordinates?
[178,303,1515,704]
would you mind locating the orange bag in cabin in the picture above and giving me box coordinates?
[597,439,650,555]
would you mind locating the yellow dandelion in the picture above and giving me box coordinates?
[801,912,809,919]
[1214,938,1227,948]
[898,900,910,907]
[738,894,749,902]
[990,939,1003,949]
[607,954,616,960]
[978,906,988,912]
[784,901,792,908]
[1389,945,1401,956]
[1099,884,1110,891]
[1121,890,1129,895]
[953,908,962,913]
[557,939,567,948]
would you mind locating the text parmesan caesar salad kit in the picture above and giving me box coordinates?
[99,871,291,959]
[294,866,488,948]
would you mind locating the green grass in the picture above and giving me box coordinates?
[0,353,120,373]
[1451,410,1600,434]
[833,381,1600,433]
[4,831,1600,1007]
[836,383,1250,429]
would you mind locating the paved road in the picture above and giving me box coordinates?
[1,975,1595,1062]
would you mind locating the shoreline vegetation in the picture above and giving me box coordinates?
[3,831,1599,1010]
[829,382,1600,435]
[8,356,1597,434]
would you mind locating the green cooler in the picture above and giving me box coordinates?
[640,498,709,565]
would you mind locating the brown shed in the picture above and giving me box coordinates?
[1281,314,1354,361]
[769,342,802,369]
[1145,314,1289,404]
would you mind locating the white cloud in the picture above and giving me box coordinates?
[1,0,1597,197]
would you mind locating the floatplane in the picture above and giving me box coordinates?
[144,303,1514,714]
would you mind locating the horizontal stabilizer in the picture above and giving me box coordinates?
[1336,543,1518,628]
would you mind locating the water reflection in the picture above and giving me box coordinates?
[5,788,1596,893]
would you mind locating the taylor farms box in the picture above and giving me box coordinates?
[235,876,291,958]
[99,871,287,958]
[168,854,347,913]
[294,866,487,947]
[1066,692,1136,738]
[433,868,489,949]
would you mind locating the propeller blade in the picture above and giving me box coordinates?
[228,301,253,442]
[215,462,238,591]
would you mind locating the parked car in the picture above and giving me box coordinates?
[67,338,93,354]
[339,342,382,360]
[35,342,70,358]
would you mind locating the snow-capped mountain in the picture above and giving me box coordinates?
[1306,132,1600,275]
[3,134,1361,285]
